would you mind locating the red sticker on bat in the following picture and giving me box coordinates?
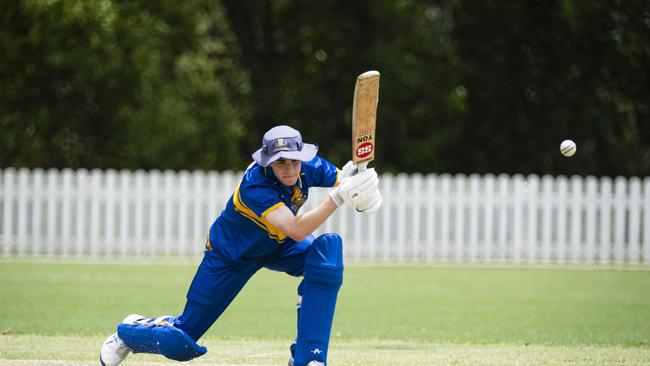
[356,142,373,158]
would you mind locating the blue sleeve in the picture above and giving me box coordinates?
[238,183,285,218]
[302,156,340,188]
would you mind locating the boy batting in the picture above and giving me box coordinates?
[100,124,381,365]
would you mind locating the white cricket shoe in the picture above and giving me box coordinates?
[288,358,325,366]
[121,313,147,325]
[99,332,131,366]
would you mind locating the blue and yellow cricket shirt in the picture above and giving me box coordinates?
[207,156,339,267]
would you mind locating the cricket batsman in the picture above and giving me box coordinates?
[99,125,382,366]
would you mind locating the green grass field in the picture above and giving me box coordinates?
[1,259,649,365]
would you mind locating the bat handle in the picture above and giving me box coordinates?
[357,162,369,172]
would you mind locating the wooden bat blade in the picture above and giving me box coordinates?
[352,70,380,165]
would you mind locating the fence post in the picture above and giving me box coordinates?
[556,176,568,264]
[526,175,539,263]
[75,169,88,256]
[614,177,627,264]
[17,169,29,255]
[89,169,103,257]
[61,169,73,256]
[46,169,58,256]
[643,178,650,264]
[192,170,206,259]
[628,177,641,263]
[512,175,524,263]
[570,176,583,263]
[482,174,495,263]
[147,170,161,256]
[599,177,613,264]
[453,175,466,262]
[178,170,189,256]
[133,171,145,256]
[32,169,44,255]
[207,171,219,225]
[412,174,424,261]
[440,174,451,261]
[497,175,509,262]
[105,170,117,256]
[119,170,131,257]
[467,175,480,263]
[393,174,407,262]
[584,176,598,263]
[424,174,436,262]
[541,175,553,263]
[162,171,175,256]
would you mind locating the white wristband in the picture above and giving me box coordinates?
[329,187,345,207]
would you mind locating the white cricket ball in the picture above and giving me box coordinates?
[560,139,576,157]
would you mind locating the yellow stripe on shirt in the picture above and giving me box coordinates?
[233,184,287,243]
[334,169,341,187]
[262,202,285,218]
[205,232,213,251]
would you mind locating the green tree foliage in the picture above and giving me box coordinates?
[450,0,650,176]
[222,0,463,172]
[1,0,649,176]
[0,0,249,170]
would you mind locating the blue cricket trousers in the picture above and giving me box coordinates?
[173,235,315,341]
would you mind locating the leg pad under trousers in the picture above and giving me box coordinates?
[118,318,207,361]
[294,233,343,366]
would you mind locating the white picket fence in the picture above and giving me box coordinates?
[1,168,649,264]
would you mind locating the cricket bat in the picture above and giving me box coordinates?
[352,70,380,170]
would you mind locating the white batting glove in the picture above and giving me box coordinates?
[346,168,379,206]
[329,168,379,207]
[339,160,358,180]
[355,188,382,214]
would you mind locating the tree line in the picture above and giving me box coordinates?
[2,0,648,177]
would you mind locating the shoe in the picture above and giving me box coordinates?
[121,313,147,325]
[288,359,325,366]
[99,332,131,366]
[288,343,295,366]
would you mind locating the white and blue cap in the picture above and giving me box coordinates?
[252,125,318,167]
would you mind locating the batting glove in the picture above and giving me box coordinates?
[355,188,382,214]
[329,168,378,207]
[339,160,358,180]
